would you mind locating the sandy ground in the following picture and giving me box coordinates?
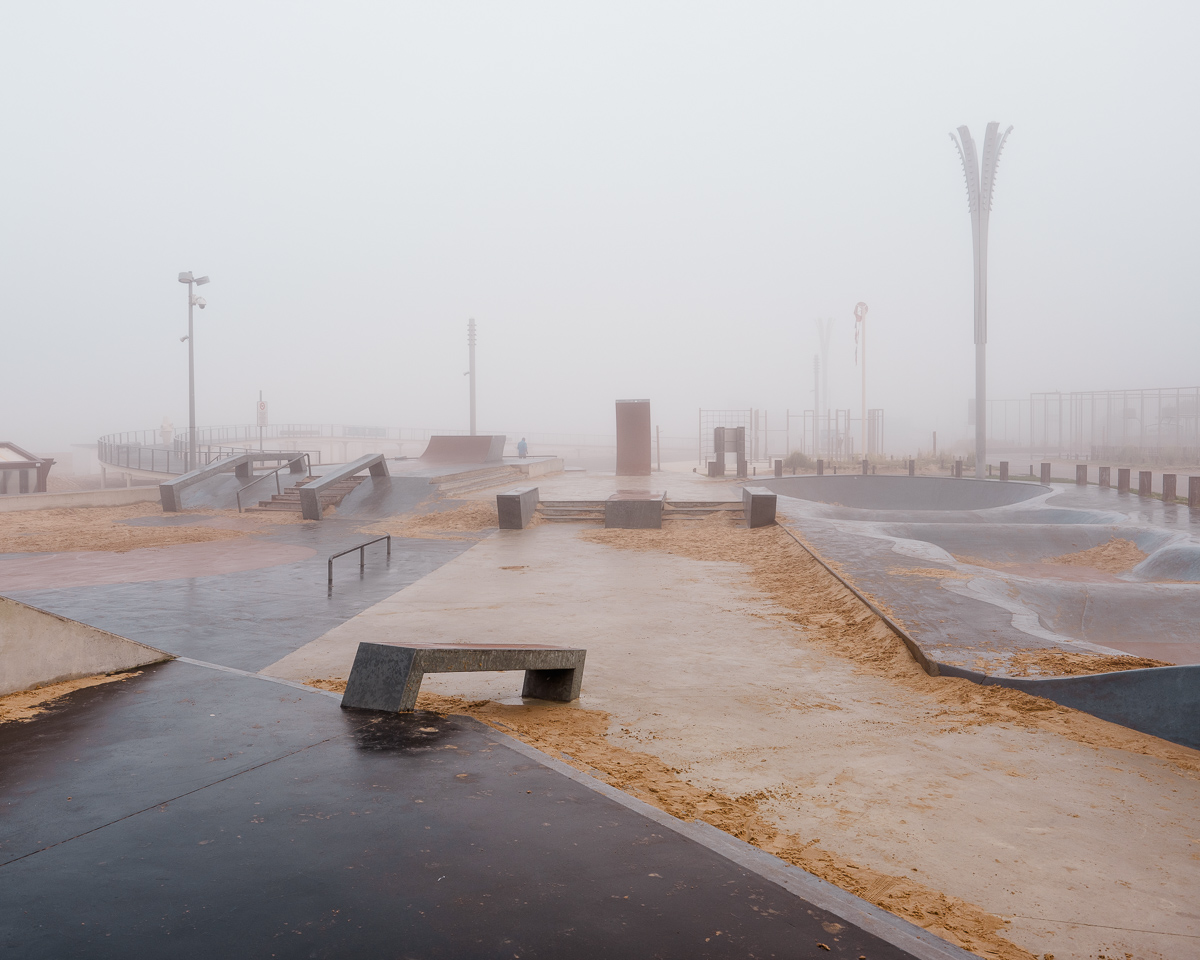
[358,500,500,540]
[0,671,143,723]
[266,517,1200,960]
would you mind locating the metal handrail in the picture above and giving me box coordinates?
[235,454,311,513]
[328,535,391,588]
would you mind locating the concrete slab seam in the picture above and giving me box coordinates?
[175,657,343,700]
[458,716,977,960]
[777,523,938,676]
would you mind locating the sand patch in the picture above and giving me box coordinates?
[0,671,143,723]
[888,566,973,580]
[1049,537,1147,573]
[974,649,1174,678]
[361,500,500,540]
[0,503,285,554]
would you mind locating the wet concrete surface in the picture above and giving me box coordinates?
[5,525,476,672]
[767,476,1200,670]
[1,660,918,959]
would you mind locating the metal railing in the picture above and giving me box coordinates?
[235,455,311,513]
[327,535,391,588]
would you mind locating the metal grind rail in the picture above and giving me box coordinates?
[235,454,312,513]
[328,535,391,588]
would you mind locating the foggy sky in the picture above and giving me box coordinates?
[3,2,1197,453]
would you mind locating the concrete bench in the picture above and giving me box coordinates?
[497,486,539,529]
[299,454,388,520]
[742,485,777,528]
[604,490,665,529]
[340,641,586,712]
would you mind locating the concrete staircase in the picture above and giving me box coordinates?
[535,499,744,523]
[663,500,743,521]
[537,500,606,522]
[245,475,367,513]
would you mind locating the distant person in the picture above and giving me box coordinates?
[517,437,528,459]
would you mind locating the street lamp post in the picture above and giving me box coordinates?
[951,122,1012,479]
[854,302,868,461]
[178,271,210,472]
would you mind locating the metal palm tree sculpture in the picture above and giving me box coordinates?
[951,122,1012,478]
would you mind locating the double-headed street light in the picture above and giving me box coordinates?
[178,271,210,472]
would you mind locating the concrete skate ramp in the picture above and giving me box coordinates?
[157,473,247,510]
[323,474,434,520]
[764,475,1048,512]
[0,596,172,696]
[1132,544,1200,582]
[421,435,506,463]
[938,662,1200,751]
[874,522,1177,565]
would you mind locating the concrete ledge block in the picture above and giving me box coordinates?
[1119,468,1131,494]
[1098,466,1110,487]
[341,641,586,712]
[605,491,665,529]
[497,486,539,530]
[742,485,777,528]
[1138,470,1152,496]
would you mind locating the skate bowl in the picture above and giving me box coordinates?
[761,475,1048,512]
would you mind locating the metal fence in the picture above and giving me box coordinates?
[1029,388,1200,464]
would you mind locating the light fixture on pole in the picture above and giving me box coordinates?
[951,122,1012,479]
[178,271,210,472]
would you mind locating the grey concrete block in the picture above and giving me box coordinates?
[936,662,1200,752]
[816,459,824,476]
[909,459,917,477]
[1098,466,1110,487]
[1191,477,1200,509]
[1040,462,1051,484]
[1163,474,1178,503]
[1118,468,1131,493]
[707,460,723,477]
[497,486,539,530]
[1139,470,1152,496]
[605,491,665,529]
[742,486,777,528]
[999,461,1009,482]
[774,460,783,478]
[341,641,586,712]
[1076,464,1088,485]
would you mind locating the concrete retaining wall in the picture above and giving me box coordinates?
[0,596,172,696]
[937,662,1200,751]
[0,487,160,514]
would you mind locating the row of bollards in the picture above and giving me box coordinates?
[999,460,1200,507]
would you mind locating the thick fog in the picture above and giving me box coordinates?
[3,2,1197,454]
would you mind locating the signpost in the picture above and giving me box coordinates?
[257,393,268,451]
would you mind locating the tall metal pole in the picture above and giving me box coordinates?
[187,280,196,472]
[467,318,477,436]
[854,302,868,460]
[952,122,1012,478]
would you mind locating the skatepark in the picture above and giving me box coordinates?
[3,430,1199,960]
